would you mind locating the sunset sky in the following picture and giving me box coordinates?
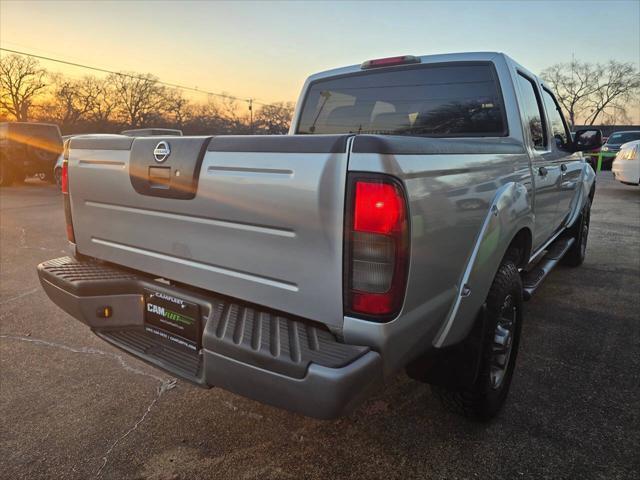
[1,0,639,108]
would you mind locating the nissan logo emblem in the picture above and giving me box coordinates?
[153,141,171,162]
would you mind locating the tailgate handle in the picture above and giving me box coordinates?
[148,166,171,189]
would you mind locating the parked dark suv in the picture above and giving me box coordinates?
[0,122,63,186]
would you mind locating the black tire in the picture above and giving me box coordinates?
[0,160,14,187]
[561,198,591,267]
[433,260,523,420]
[41,170,56,184]
[54,167,63,189]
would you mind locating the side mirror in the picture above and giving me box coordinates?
[573,129,602,152]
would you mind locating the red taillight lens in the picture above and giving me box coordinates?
[352,292,393,315]
[345,175,409,319]
[354,182,402,234]
[61,159,69,194]
[61,142,75,243]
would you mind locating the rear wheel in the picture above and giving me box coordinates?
[54,167,62,188]
[562,198,591,267]
[40,170,56,184]
[433,260,523,420]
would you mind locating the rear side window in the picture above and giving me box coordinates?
[542,88,571,150]
[516,73,546,150]
[296,63,507,137]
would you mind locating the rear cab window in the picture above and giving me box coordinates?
[296,63,507,137]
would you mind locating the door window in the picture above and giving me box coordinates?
[516,73,547,150]
[542,88,571,150]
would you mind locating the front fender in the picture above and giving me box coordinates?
[433,182,533,348]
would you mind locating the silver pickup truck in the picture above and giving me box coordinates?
[38,52,600,420]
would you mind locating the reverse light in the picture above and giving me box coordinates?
[361,55,420,70]
[345,175,409,319]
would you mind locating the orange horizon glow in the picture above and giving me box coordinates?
[2,1,639,123]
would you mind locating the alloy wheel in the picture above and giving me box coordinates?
[490,294,517,390]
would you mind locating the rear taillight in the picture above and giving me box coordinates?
[62,142,75,243]
[61,158,69,194]
[344,175,409,319]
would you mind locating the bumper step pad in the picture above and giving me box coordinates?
[97,329,202,382]
[207,302,369,379]
[38,256,138,295]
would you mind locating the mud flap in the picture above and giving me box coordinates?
[406,305,487,388]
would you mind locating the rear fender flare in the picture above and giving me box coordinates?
[433,182,533,348]
[566,162,596,229]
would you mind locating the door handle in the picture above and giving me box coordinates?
[560,164,567,172]
[538,166,548,176]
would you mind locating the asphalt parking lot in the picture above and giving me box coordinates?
[1,174,639,480]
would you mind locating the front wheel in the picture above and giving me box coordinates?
[433,260,523,420]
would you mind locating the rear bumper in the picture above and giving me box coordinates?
[37,257,382,419]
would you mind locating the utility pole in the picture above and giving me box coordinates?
[248,99,253,133]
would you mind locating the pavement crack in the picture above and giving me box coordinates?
[0,288,40,305]
[0,334,178,477]
[96,378,177,477]
[0,334,171,383]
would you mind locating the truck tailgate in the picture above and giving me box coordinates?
[68,135,351,329]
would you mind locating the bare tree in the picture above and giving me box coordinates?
[163,89,191,128]
[186,98,230,135]
[46,75,98,128]
[217,96,250,133]
[541,61,599,126]
[0,54,48,121]
[583,61,640,125]
[83,76,117,130]
[109,72,166,128]
[254,102,295,134]
[542,60,640,126]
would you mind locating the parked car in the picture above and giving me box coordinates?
[612,140,640,186]
[38,52,599,420]
[598,131,640,170]
[0,122,63,186]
